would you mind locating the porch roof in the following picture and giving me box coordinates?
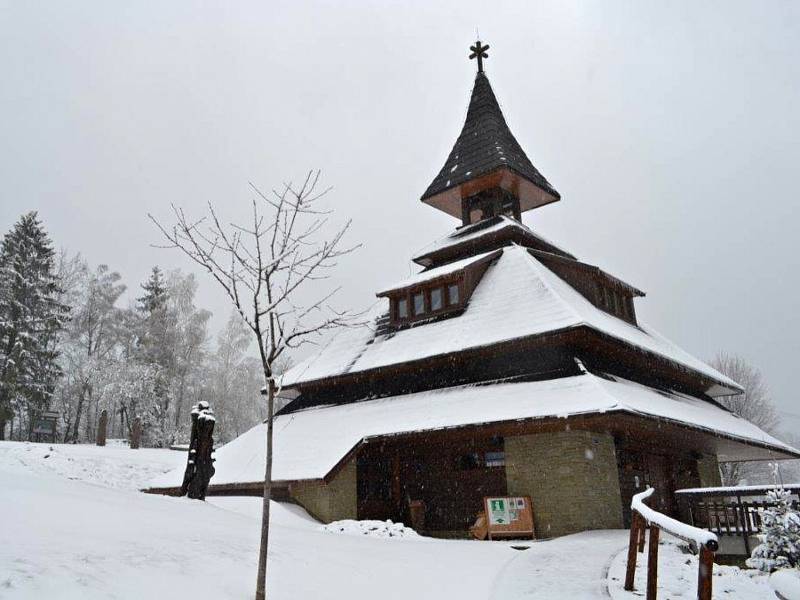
[147,373,798,490]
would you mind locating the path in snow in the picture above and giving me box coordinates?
[489,530,628,599]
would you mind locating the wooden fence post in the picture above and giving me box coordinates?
[647,525,660,600]
[624,513,641,591]
[96,409,108,447]
[638,516,647,553]
[697,546,714,600]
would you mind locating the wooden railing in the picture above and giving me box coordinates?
[625,488,719,600]
[676,484,800,555]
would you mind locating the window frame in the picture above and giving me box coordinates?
[430,287,444,311]
[390,277,465,326]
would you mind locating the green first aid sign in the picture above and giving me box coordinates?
[488,498,510,525]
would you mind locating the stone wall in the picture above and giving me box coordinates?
[696,453,722,487]
[505,430,623,538]
[289,458,357,523]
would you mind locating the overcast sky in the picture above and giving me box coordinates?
[1,1,798,424]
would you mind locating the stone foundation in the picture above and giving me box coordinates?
[697,453,722,487]
[289,458,357,523]
[505,430,624,538]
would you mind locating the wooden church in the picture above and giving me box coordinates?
[149,43,798,538]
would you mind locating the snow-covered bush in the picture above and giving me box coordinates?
[747,487,800,573]
[321,519,419,539]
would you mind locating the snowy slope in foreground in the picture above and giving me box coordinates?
[0,452,514,600]
[0,442,776,600]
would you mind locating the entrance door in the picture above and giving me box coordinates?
[617,450,680,526]
[357,451,399,521]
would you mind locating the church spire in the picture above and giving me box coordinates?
[421,41,560,225]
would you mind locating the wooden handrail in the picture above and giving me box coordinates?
[624,488,718,600]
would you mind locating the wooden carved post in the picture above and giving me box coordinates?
[697,546,714,600]
[647,525,660,600]
[624,513,642,591]
[130,416,142,449]
[183,401,215,500]
[96,409,108,447]
[180,408,200,496]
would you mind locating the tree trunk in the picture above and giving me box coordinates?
[0,417,5,441]
[255,380,275,600]
[130,416,142,449]
[72,385,88,443]
[96,410,108,446]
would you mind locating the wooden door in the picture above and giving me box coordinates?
[357,450,397,521]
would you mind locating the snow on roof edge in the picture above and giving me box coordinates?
[147,372,798,490]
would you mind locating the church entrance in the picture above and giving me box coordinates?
[616,446,701,527]
[356,434,508,533]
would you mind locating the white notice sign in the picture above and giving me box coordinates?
[487,497,510,525]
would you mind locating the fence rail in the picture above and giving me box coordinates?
[625,488,718,600]
[676,485,800,555]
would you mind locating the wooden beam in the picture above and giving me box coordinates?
[647,525,660,600]
[697,546,714,600]
[624,513,641,591]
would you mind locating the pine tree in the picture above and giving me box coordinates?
[133,266,174,445]
[137,266,167,314]
[0,212,69,439]
[747,487,800,572]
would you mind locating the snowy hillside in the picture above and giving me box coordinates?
[0,441,778,599]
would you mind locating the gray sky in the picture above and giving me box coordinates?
[1,1,798,425]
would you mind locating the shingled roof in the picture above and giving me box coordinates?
[421,72,560,209]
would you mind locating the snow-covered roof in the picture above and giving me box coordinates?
[412,216,573,265]
[375,250,498,296]
[148,373,798,489]
[282,246,739,395]
[675,484,800,495]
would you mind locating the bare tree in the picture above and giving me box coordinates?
[150,171,358,600]
[711,352,779,485]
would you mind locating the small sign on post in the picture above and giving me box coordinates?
[31,411,59,443]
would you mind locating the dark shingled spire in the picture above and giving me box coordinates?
[421,71,560,215]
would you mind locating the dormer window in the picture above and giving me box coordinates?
[596,282,637,324]
[397,298,408,319]
[448,283,459,305]
[431,287,443,311]
[389,278,464,325]
[413,292,425,316]
[377,249,502,328]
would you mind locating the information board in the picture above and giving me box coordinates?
[482,496,535,540]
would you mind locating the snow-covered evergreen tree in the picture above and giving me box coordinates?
[0,212,69,439]
[747,486,800,572]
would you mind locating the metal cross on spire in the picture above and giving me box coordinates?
[469,40,490,73]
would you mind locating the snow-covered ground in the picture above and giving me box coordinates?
[607,536,774,599]
[0,441,779,599]
[0,439,186,491]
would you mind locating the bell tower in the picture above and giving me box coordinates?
[421,40,560,226]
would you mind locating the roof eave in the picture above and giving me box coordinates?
[421,166,560,219]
